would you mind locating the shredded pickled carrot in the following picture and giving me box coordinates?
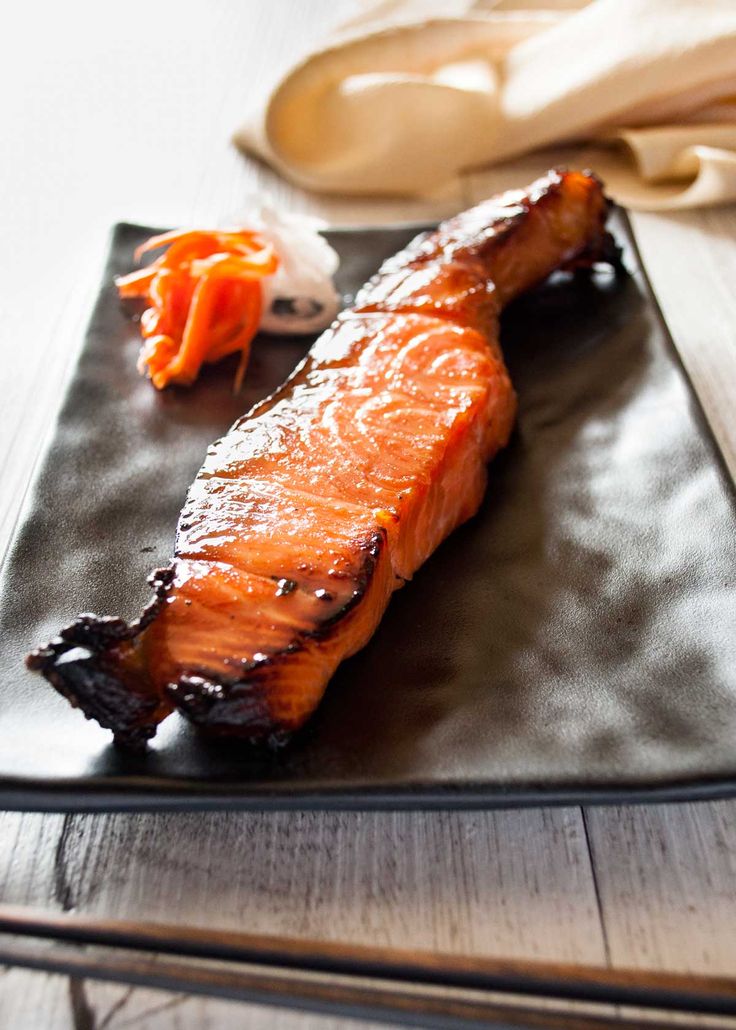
[115,228,279,390]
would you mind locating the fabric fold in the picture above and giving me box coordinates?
[234,0,736,208]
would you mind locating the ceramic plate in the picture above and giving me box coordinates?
[1,213,734,810]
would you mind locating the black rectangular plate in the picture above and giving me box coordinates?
[1,212,735,811]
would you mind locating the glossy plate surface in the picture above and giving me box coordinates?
[1,213,734,811]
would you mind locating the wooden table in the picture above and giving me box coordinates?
[1,2,735,1026]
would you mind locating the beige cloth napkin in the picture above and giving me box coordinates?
[234,0,736,209]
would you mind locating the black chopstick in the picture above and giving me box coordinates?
[1,904,735,1018]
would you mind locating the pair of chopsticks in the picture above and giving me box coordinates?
[1,904,735,1029]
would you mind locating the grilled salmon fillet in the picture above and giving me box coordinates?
[28,170,614,747]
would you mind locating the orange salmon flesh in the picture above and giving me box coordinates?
[28,170,613,747]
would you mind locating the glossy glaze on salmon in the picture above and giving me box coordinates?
[28,170,615,747]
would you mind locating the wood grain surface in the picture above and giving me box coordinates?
[1,2,735,1027]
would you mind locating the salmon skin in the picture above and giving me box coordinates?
[28,170,617,748]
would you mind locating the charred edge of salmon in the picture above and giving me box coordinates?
[165,530,386,742]
[363,168,614,276]
[480,169,616,270]
[558,171,623,275]
[25,568,174,750]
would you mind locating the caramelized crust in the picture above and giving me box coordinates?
[28,170,613,747]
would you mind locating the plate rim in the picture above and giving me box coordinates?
[2,775,736,813]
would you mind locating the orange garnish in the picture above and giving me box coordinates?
[116,229,279,390]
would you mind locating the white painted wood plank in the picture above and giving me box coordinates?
[628,208,736,485]
[584,801,736,976]
[0,813,65,907]
[0,809,605,960]
[0,806,605,1024]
